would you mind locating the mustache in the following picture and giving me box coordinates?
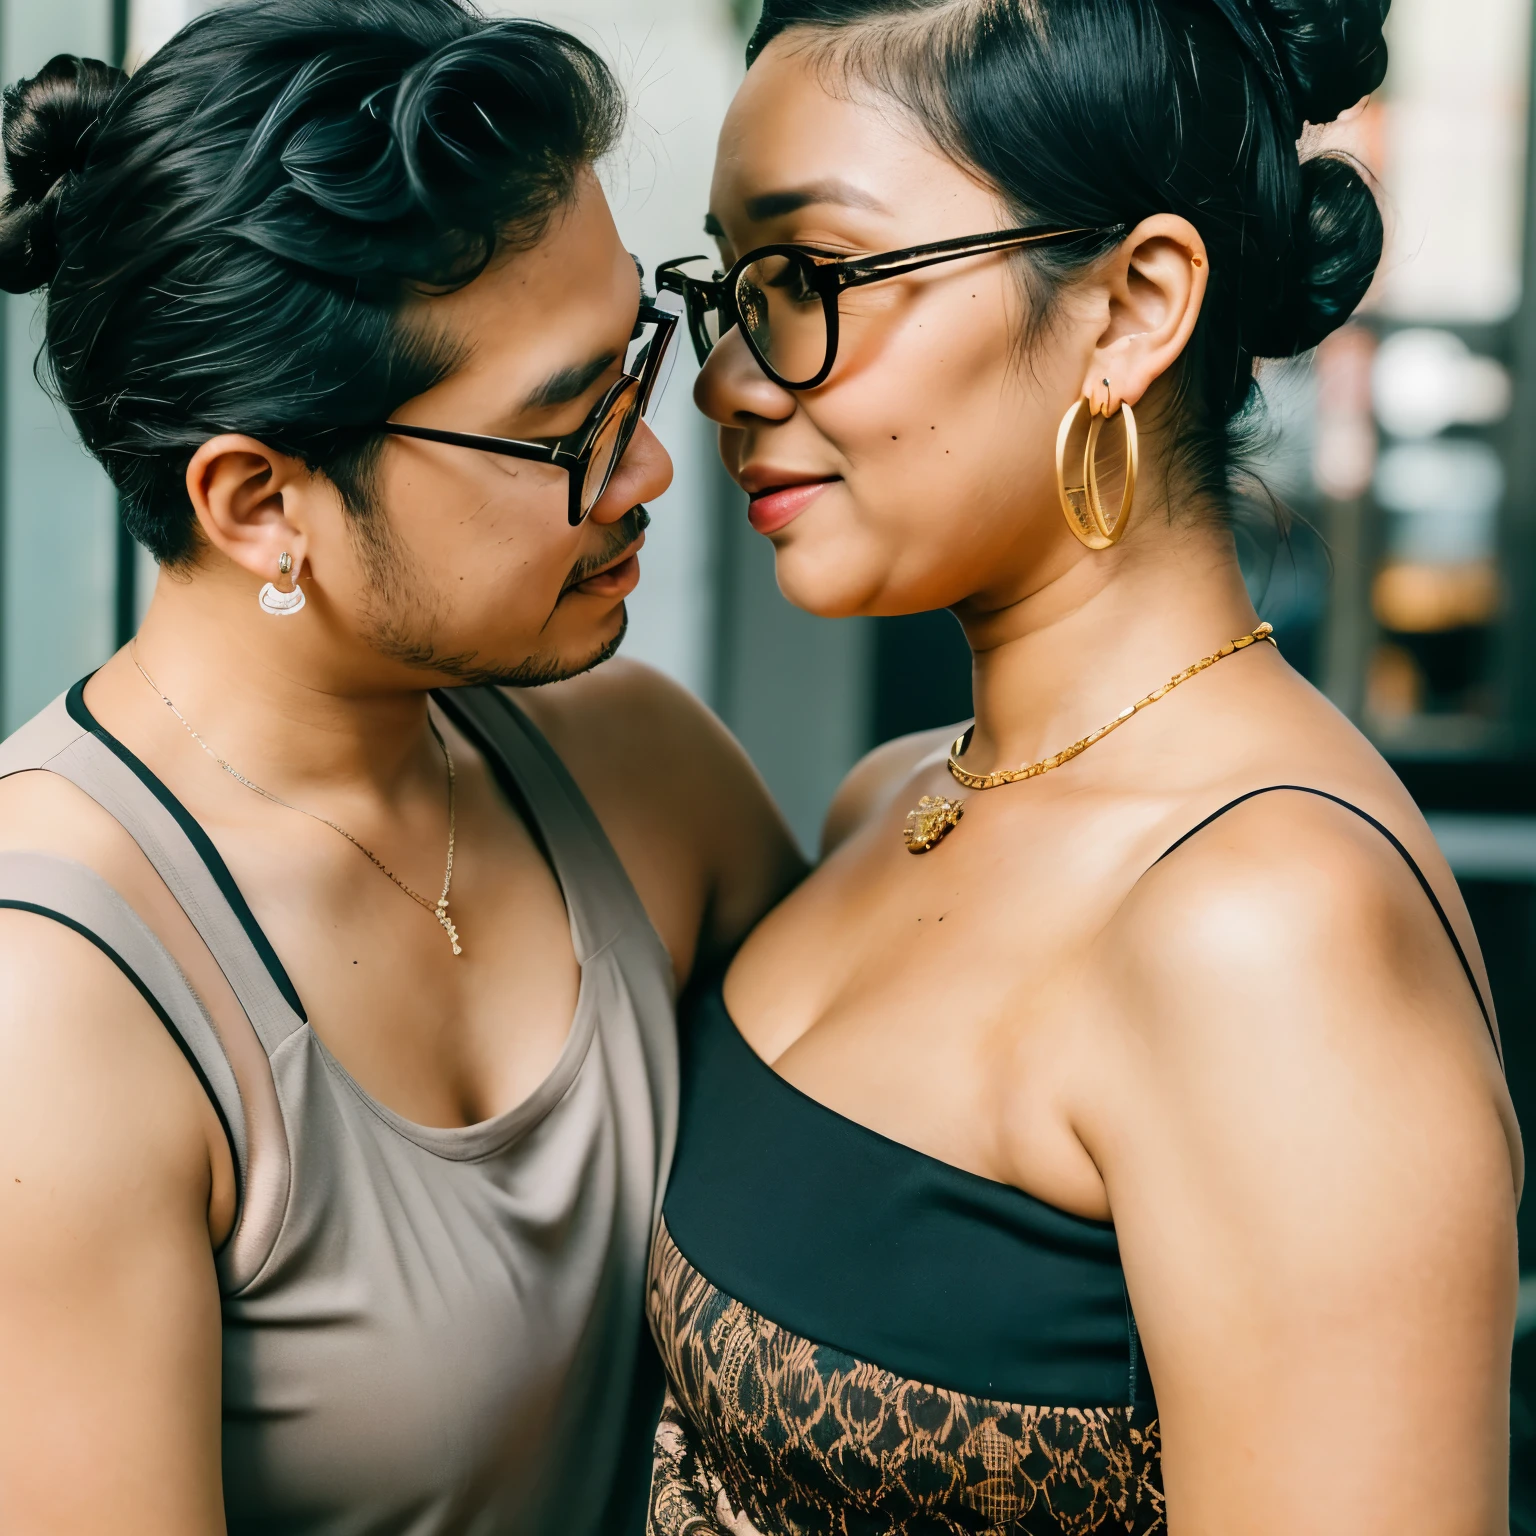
[559,504,651,595]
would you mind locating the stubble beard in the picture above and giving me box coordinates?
[353,505,646,688]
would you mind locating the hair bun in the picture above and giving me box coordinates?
[1251,0,1390,125]
[0,53,125,293]
[1248,152,1383,357]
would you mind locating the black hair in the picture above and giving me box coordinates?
[0,0,624,564]
[748,0,1388,514]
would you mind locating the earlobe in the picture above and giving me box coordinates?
[186,434,311,585]
[258,550,307,617]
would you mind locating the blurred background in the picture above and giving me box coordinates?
[0,0,1532,1512]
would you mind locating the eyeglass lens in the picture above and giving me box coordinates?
[732,252,829,387]
[580,378,642,518]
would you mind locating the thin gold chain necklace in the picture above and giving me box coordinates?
[902,621,1276,854]
[131,649,463,955]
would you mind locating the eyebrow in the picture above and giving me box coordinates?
[707,179,891,233]
[522,350,618,413]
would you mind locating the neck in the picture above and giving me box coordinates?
[100,564,439,806]
[955,521,1258,773]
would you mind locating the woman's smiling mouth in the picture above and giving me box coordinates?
[745,476,841,534]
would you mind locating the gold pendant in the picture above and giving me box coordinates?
[435,899,463,956]
[903,794,964,854]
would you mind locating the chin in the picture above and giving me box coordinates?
[548,601,630,672]
[410,607,629,689]
[557,611,630,680]
[508,607,630,688]
[771,544,890,620]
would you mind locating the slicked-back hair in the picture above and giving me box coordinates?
[0,0,624,563]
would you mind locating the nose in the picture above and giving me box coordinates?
[588,418,673,525]
[692,325,798,428]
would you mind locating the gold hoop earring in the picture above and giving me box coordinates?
[1055,397,1138,550]
[1055,398,1098,546]
[1085,399,1137,547]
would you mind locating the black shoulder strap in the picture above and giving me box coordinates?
[1155,785,1501,1066]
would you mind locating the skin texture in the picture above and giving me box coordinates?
[694,36,1522,1536]
[0,171,803,1535]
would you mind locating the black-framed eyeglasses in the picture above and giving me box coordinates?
[381,299,681,526]
[657,224,1122,391]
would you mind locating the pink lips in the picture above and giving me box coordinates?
[747,479,838,535]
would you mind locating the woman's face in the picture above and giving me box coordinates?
[696,37,1100,620]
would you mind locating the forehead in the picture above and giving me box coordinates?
[409,173,636,393]
[711,39,981,220]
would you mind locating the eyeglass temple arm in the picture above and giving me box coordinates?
[635,306,679,408]
[656,257,716,293]
[384,422,574,464]
[836,227,1119,289]
[388,326,666,459]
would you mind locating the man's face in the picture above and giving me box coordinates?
[338,172,673,686]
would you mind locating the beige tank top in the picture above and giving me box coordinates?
[0,680,678,1535]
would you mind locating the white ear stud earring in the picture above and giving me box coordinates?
[259,551,306,617]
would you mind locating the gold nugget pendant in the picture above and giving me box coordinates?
[903,794,964,853]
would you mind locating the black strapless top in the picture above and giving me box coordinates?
[666,984,1152,1412]
[648,983,1162,1536]
[646,788,1498,1536]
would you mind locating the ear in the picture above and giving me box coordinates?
[1082,215,1208,414]
[184,435,314,585]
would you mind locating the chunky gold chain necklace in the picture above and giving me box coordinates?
[903,622,1276,854]
[132,650,463,954]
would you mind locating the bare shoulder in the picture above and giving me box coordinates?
[1109,786,1512,1152]
[0,767,231,1220]
[821,723,961,857]
[0,908,223,1221]
[1120,786,1495,1046]
[510,656,733,768]
[0,908,227,1529]
[507,657,788,841]
[506,659,805,977]
[1095,789,1518,1533]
